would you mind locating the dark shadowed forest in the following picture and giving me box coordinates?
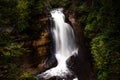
[0,0,120,80]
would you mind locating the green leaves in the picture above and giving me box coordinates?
[0,0,17,27]
[0,43,28,57]
[20,71,38,80]
[16,0,30,32]
[17,0,29,11]
[81,0,120,80]
[91,35,107,68]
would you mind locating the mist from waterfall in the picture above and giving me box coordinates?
[37,8,78,80]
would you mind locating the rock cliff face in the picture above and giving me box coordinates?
[32,29,50,70]
[22,21,52,73]
[66,12,93,80]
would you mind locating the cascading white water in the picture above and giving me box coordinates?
[37,8,78,80]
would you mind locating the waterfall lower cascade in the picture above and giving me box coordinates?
[37,8,79,80]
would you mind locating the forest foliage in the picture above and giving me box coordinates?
[84,1,120,80]
[0,0,120,80]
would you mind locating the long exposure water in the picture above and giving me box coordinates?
[37,8,78,80]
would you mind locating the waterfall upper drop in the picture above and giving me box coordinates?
[37,8,78,80]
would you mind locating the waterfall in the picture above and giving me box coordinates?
[37,8,78,80]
